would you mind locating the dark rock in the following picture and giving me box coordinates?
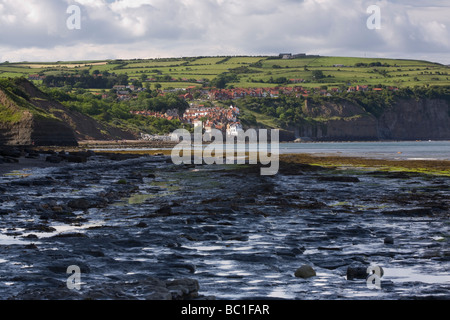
[67,155,87,163]
[84,250,105,257]
[165,278,200,300]
[3,156,19,163]
[46,155,62,163]
[382,208,433,217]
[169,263,196,273]
[291,247,306,255]
[294,265,316,279]
[23,234,38,239]
[317,176,360,183]
[156,205,172,215]
[47,262,90,274]
[346,266,369,280]
[52,233,88,238]
[384,236,394,245]
[112,239,143,248]
[136,222,148,228]
[24,243,38,250]
[0,148,22,158]
[67,198,91,210]
[27,225,57,233]
[222,234,249,241]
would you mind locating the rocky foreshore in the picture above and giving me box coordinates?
[0,146,449,300]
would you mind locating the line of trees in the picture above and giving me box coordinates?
[43,71,129,89]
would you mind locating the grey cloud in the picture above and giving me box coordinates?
[0,0,449,63]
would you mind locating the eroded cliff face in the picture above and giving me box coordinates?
[0,79,136,146]
[295,98,450,141]
[377,99,450,140]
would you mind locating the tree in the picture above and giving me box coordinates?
[312,70,325,80]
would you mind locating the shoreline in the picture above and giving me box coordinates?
[1,144,449,177]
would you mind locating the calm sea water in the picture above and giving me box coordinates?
[94,141,450,161]
[278,141,450,160]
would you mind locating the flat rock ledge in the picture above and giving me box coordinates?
[9,278,201,301]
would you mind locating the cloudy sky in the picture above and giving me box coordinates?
[1,0,449,64]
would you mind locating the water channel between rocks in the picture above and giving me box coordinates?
[0,154,449,300]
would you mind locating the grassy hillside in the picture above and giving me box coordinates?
[1,56,449,138]
[0,78,60,124]
[1,55,449,89]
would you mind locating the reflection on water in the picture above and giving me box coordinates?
[384,267,450,284]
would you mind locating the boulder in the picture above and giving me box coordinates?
[294,265,316,279]
[384,236,394,245]
[346,266,368,280]
[67,198,91,210]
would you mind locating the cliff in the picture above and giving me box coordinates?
[294,98,450,141]
[0,79,136,146]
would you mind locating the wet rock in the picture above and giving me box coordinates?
[382,208,433,217]
[0,147,22,158]
[67,155,87,163]
[384,236,395,245]
[346,266,369,280]
[113,239,143,248]
[166,278,200,300]
[136,222,148,228]
[23,234,38,239]
[155,205,173,215]
[27,225,57,233]
[222,234,249,242]
[294,265,316,279]
[47,261,90,274]
[67,198,92,210]
[317,176,360,183]
[169,263,196,274]
[46,155,63,164]
[84,250,105,257]
[52,233,88,238]
[2,156,19,163]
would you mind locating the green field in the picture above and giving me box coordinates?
[1,55,449,89]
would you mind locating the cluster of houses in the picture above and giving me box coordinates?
[204,84,399,100]
[129,108,180,121]
[110,84,147,100]
[130,104,242,136]
[28,74,46,81]
[183,105,242,135]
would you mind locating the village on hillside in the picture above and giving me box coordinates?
[27,68,401,140]
[133,104,242,138]
[128,83,399,139]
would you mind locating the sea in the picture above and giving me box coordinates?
[94,140,450,161]
[278,140,450,160]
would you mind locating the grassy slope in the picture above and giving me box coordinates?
[1,56,448,89]
[0,79,60,124]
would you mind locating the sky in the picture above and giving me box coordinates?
[0,0,449,64]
